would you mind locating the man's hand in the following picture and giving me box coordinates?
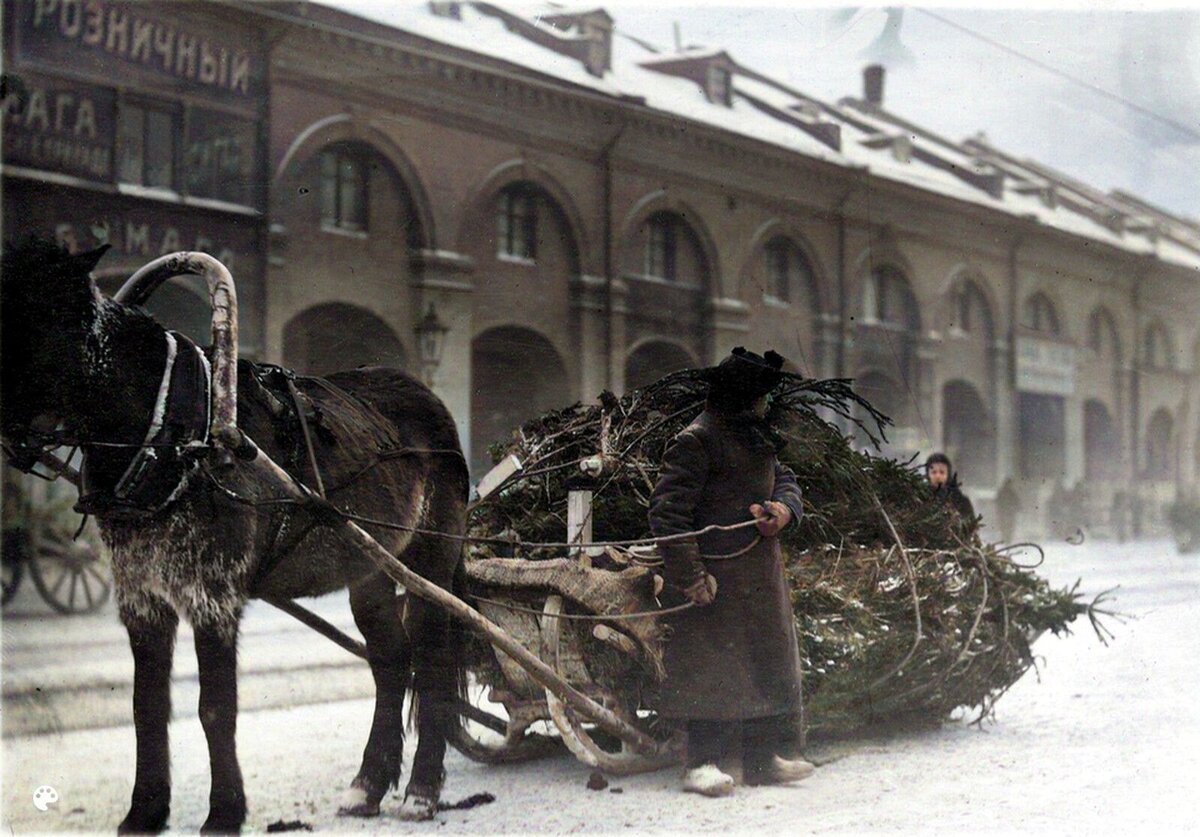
[683,573,718,606]
[750,501,792,537]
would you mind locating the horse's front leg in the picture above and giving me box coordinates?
[195,617,246,834]
[118,599,179,835]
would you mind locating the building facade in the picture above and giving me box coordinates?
[5,0,1198,536]
[3,0,270,352]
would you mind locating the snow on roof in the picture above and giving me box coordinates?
[638,46,730,65]
[308,1,1200,272]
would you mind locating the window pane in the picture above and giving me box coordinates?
[144,109,174,188]
[117,104,145,184]
[184,110,255,204]
[519,194,536,259]
[497,192,512,255]
[647,221,664,277]
[663,222,675,280]
[511,192,531,258]
[338,157,365,230]
[319,152,337,224]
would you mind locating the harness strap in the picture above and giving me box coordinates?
[79,330,212,516]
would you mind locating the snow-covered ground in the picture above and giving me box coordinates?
[3,539,1198,834]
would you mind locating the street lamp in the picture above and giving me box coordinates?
[415,302,449,387]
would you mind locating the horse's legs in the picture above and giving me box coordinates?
[399,593,459,821]
[340,572,411,818]
[119,598,179,835]
[194,617,246,834]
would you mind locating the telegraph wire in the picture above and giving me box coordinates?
[913,6,1200,143]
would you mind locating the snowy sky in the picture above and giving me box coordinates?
[610,3,1200,219]
[332,2,1200,221]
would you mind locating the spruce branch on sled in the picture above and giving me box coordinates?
[466,370,1116,738]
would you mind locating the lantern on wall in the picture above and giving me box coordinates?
[415,303,449,386]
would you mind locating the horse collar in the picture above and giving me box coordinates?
[77,330,212,517]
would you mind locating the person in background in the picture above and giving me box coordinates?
[996,476,1021,543]
[649,347,814,797]
[1111,490,1130,543]
[924,452,976,520]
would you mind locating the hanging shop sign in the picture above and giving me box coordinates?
[1016,336,1075,396]
[2,72,114,181]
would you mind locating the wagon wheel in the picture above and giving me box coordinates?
[2,530,29,606]
[28,526,110,615]
[541,596,681,776]
[449,695,565,764]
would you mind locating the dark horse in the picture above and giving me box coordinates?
[0,239,469,832]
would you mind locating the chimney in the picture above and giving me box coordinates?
[428,1,461,20]
[863,64,885,107]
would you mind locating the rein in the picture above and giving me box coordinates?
[73,329,212,516]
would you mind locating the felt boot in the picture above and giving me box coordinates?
[682,764,735,797]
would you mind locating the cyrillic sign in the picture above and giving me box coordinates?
[1016,336,1075,396]
[16,0,262,103]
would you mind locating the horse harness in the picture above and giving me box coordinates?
[76,330,211,517]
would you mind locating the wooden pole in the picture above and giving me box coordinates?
[215,427,665,757]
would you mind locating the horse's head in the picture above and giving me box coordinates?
[1,238,109,454]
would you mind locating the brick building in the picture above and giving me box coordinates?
[5,0,1198,535]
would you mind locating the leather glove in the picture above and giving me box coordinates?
[750,501,792,537]
[660,540,706,591]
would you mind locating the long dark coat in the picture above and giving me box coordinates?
[647,410,804,720]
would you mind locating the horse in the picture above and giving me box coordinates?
[0,238,470,832]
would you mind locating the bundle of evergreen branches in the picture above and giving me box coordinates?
[468,371,1105,735]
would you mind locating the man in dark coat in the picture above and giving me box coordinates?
[995,477,1021,543]
[648,347,813,797]
[925,452,976,520]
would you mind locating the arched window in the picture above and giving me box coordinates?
[319,144,369,232]
[644,212,677,280]
[1022,292,1060,336]
[1087,308,1122,362]
[864,266,916,330]
[1143,322,1174,370]
[763,237,814,305]
[496,183,538,261]
[953,280,993,337]
[1145,408,1174,480]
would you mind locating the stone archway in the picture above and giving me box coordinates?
[624,340,696,392]
[470,326,568,475]
[282,303,407,376]
[943,380,996,487]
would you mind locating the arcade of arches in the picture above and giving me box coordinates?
[258,136,1196,526]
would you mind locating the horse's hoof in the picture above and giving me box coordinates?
[398,789,439,822]
[199,790,246,835]
[198,815,244,835]
[118,792,170,834]
[117,811,169,835]
[336,786,380,818]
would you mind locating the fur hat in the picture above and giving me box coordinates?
[702,347,786,403]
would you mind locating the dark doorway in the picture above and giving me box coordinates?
[1018,392,1066,479]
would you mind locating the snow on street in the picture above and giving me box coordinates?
[3,539,1198,834]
